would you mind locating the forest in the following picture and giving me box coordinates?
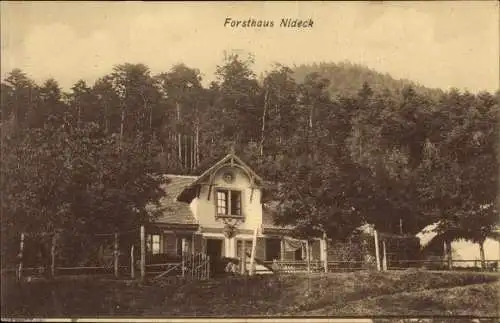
[1,53,498,266]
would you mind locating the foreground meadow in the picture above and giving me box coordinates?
[2,270,498,318]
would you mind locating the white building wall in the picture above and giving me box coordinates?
[189,166,263,231]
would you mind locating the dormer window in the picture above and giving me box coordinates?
[216,189,242,217]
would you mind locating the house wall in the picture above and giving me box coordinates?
[190,165,263,231]
[163,232,177,257]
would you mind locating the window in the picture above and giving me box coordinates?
[216,189,242,217]
[147,234,161,255]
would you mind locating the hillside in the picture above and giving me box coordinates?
[292,61,444,99]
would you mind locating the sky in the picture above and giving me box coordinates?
[1,1,499,92]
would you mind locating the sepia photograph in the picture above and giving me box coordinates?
[1,1,499,322]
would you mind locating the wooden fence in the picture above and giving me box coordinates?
[150,252,210,281]
[262,259,499,274]
[386,259,500,271]
[264,260,366,273]
[6,254,211,281]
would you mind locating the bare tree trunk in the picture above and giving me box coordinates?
[140,225,145,283]
[176,102,182,164]
[190,135,194,170]
[147,98,152,131]
[185,134,189,169]
[443,240,448,268]
[119,105,125,151]
[374,228,381,271]
[305,240,311,273]
[17,233,25,281]
[50,233,57,279]
[195,123,200,167]
[249,227,258,276]
[104,103,109,134]
[260,84,269,157]
[309,104,314,129]
[130,245,135,279]
[446,240,452,270]
[382,240,388,271]
[322,231,328,274]
[479,241,486,270]
[77,103,81,128]
[114,232,119,278]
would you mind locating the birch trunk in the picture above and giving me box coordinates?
[104,103,109,134]
[382,240,388,271]
[17,233,25,281]
[195,124,200,167]
[260,84,269,157]
[446,240,453,270]
[114,232,119,278]
[119,105,125,151]
[249,227,258,275]
[190,135,194,170]
[374,228,381,271]
[443,240,448,268]
[176,102,182,163]
[322,231,328,273]
[140,225,145,282]
[50,233,57,278]
[479,241,486,270]
[77,103,81,128]
[305,240,311,273]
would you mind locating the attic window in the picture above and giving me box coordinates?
[216,189,242,217]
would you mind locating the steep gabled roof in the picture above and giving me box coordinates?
[153,153,273,228]
[178,152,266,203]
[154,175,199,226]
[193,152,264,186]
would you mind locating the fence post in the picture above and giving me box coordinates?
[114,232,119,278]
[280,237,285,261]
[191,253,194,279]
[207,255,210,279]
[140,225,145,282]
[443,240,447,269]
[446,241,452,270]
[50,233,57,278]
[130,244,135,279]
[17,232,25,281]
[181,238,186,278]
[206,254,209,279]
[374,228,381,271]
[322,232,328,274]
[240,240,246,275]
[382,239,388,271]
[305,240,311,273]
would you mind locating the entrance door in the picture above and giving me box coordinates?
[206,239,223,259]
[265,238,281,261]
[206,239,223,275]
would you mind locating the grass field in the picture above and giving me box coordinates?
[2,269,498,318]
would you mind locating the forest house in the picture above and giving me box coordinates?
[145,152,327,270]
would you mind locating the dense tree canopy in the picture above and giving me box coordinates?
[1,55,498,266]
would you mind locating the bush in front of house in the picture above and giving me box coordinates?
[212,257,240,276]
